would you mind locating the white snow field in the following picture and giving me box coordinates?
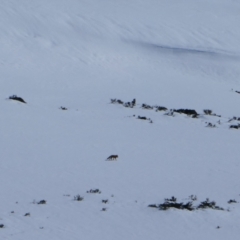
[1,0,240,239]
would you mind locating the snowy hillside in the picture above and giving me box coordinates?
[1,0,240,239]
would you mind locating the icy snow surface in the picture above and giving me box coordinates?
[1,0,240,239]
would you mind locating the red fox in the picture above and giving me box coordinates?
[106,155,118,161]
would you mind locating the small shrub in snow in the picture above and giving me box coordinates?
[197,198,224,210]
[232,116,240,121]
[0,224,4,228]
[164,110,174,116]
[155,106,168,112]
[228,199,237,204]
[228,117,237,122]
[111,98,136,107]
[132,98,136,106]
[37,200,47,204]
[203,109,212,115]
[165,196,177,202]
[102,199,108,204]
[230,124,240,129]
[110,98,124,104]
[24,213,30,216]
[203,109,221,117]
[206,122,216,128]
[189,195,197,201]
[137,116,148,120]
[74,195,84,201]
[124,102,131,107]
[32,199,45,204]
[149,196,224,211]
[174,109,198,116]
[148,204,159,208]
[159,200,194,211]
[149,196,194,211]
[106,155,118,161]
[142,103,153,109]
[86,189,101,194]
[9,95,26,103]
[60,106,68,110]
[137,116,153,123]
[124,99,136,108]
[101,208,107,211]
[191,114,199,118]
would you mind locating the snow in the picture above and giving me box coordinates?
[1,0,240,239]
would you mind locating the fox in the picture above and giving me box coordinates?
[106,155,118,161]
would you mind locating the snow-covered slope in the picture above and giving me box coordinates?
[1,1,240,239]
